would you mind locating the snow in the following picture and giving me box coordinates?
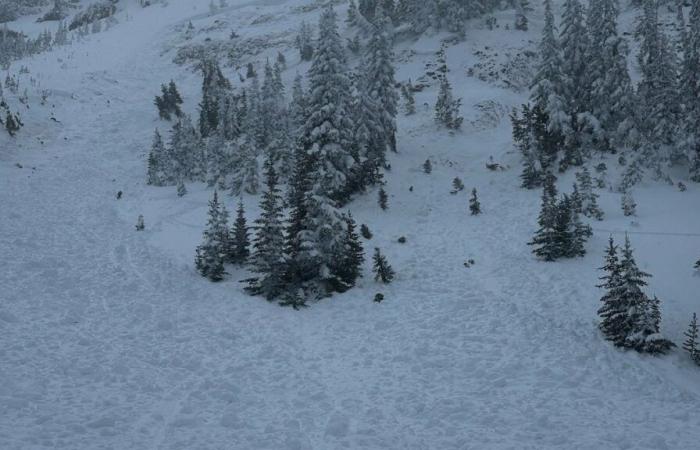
[1,1,700,449]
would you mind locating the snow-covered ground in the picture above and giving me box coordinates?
[1,1,700,448]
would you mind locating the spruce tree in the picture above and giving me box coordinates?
[435,75,463,130]
[528,173,559,261]
[177,179,187,197]
[295,21,314,61]
[598,236,625,344]
[198,59,231,138]
[575,166,604,220]
[147,129,167,186]
[423,159,432,174]
[195,191,228,282]
[245,157,286,299]
[622,190,636,216]
[378,186,388,210]
[683,313,700,364]
[301,6,357,204]
[514,0,531,31]
[135,215,145,231]
[328,213,365,292]
[372,247,395,283]
[469,188,481,215]
[401,80,416,115]
[682,0,700,181]
[451,177,464,194]
[228,198,250,265]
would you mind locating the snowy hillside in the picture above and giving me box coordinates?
[1,0,700,449]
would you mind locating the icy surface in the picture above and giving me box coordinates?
[1,1,700,449]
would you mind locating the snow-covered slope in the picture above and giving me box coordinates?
[1,1,700,449]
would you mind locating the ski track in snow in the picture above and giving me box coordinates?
[1,1,700,449]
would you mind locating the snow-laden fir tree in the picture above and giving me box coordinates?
[587,0,636,150]
[451,177,464,194]
[598,235,673,353]
[682,0,700,181]
[528,173,559,261]
[683,313,700,365]
[511,104,542,189]
[228,198,250,265]
[245,157,286,299]
[352,69,387,190]
[301,6,357,204]
[205,131,229,189]
[289,73,308,140]
[469,188,481,215]
[135,215,145,231]
[195,191,228,281]
[531,0,567,142]
[154,80,183,121]
[365,10,399,153]
[514,0,531,31]
[621,190,636,216]
[575,166,604,220]
[372,247,395,283]
[168,115,205,183]
[327,213,365,292]
[558,0,591,171]
[198,59,231,138]
[401,80,416,115]
[177,178,187,197]
[378,186,388,210]
[347,0,359,25]
[423,158,432,174]
[635,0,681,159]
[435,74,463,130]
[295,21,314,61]
[147,129,167,186]
[229,136,259,195]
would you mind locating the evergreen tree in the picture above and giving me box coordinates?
[360,223,373,239]
[598,236,625,344]
[198,59,231,138]
[469,188,481,215]
[531,0,567,139]
[228,198,250,265]
[511,104,542,189]
[135,215,145,231]
[365,15,398,153]
[147,129,167,186]
[528,173,559,261]
[229,137,260,195]
[435,75,463,130]
[245,157,286,299]
[451,177,464,194]
[328,213,365,292]
[378,186,388,210]
[352,70,386,190]
[514,0,531,31]
[347,0,359,25]
[622,190,636,216]
[635,0,681,156]
[295,21,314,61]
[587,0,636,149]
[372,247,395,283]
[205,132,228,188]
[682,0,700,181]
[423,158,432,174]
[195,191,228,281]
[575,166,604,220]
[683,313,700,364]
[177,178,187,197]
[301,6,357,204]
[401,80,416,115]
[559,0,590,170]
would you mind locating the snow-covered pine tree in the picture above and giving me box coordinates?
[559,194,591,258]
[597,236,625,344]
[423,158,432,174]
[531,0,567,146]
[289,73,308,140]
[347,0,359,25]
[621,190,636,216]
[511,104,542,189]
[635,0,681,158]
[245,157,286,299]
[514,0,531,31]
[198,59,231,138]
[682,0,700,181]
[365,12,398,153]
[469,188,481,215]
[451,177,464,194]
[587,0,636,150]
[229,136,259,195]
[401,80,416,115]
[372,247,395,283]
[177,178,187,197]
[147,129,167,186]
[575,166,604,220]
[683,313,700,364]
[378,186,388,210]
[228,198,250,265]
[435,74,463,130]
[352,69,387,190]
[617,236,674,353]
[135,215,145,231]
[295,21,314,61]
[528,173,559,261]
[195,191,228,281]
[301,6,357,204]
[205,131,228,188]
[167,80,184,118]
[559,0,590,171]
[327,213,365,292]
